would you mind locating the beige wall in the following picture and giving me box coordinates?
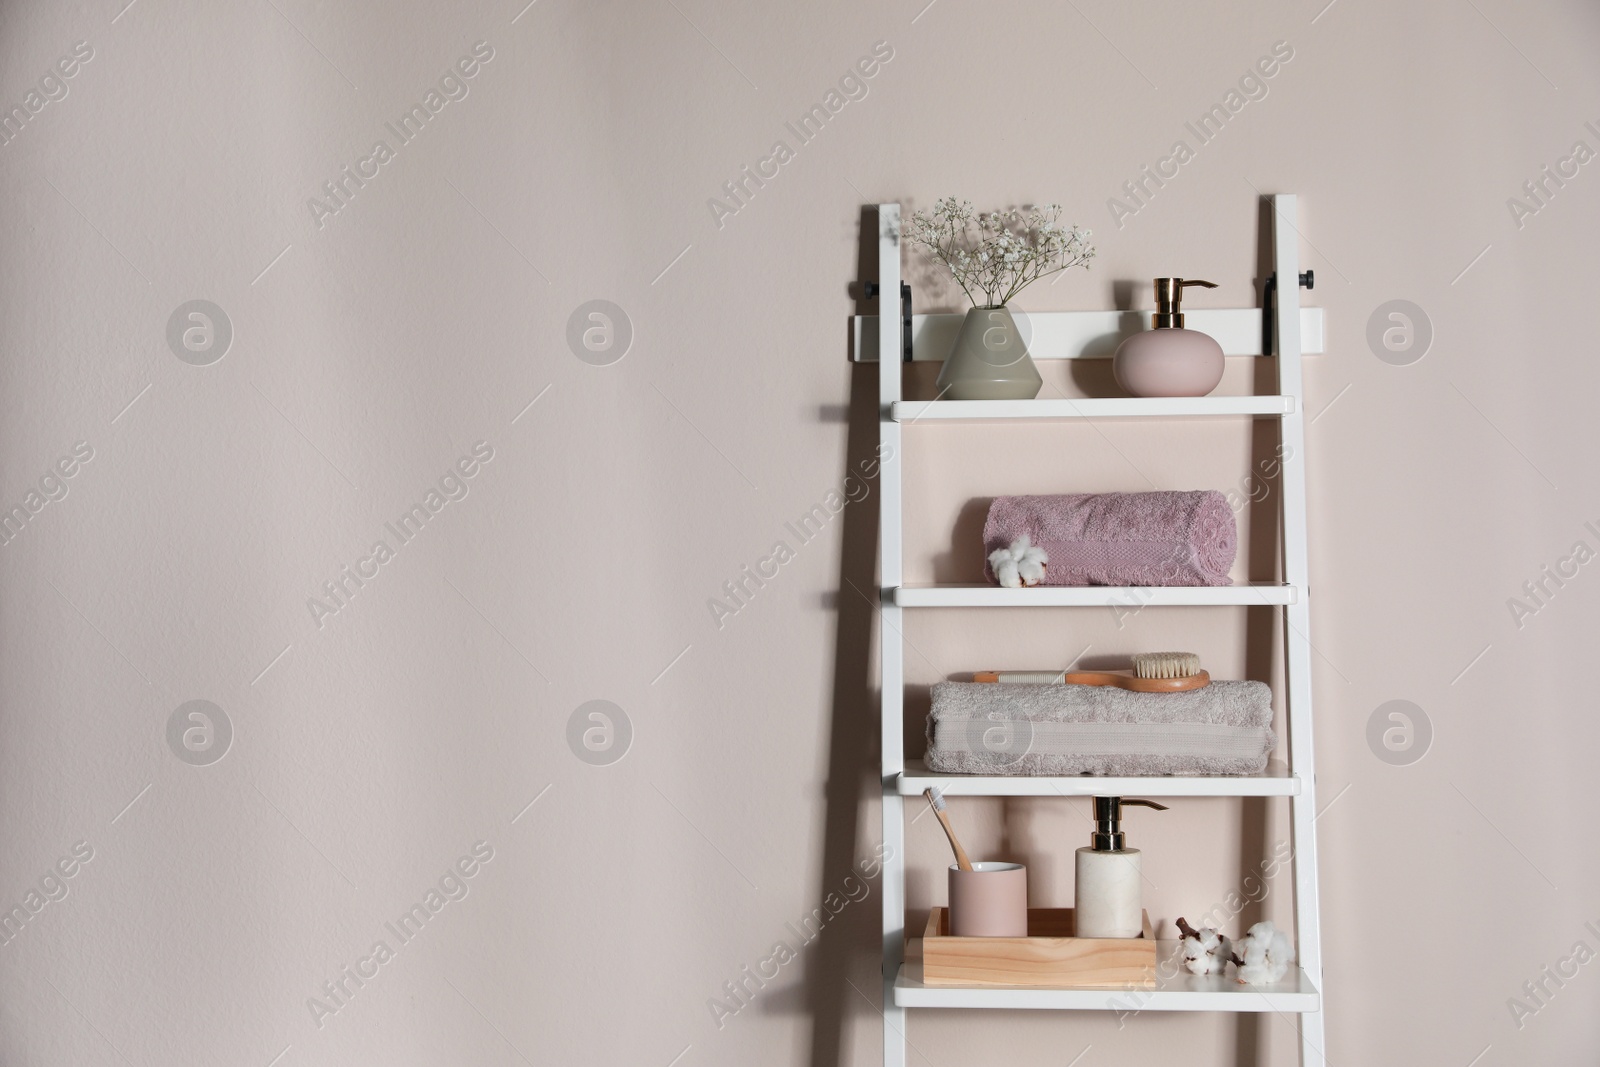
[2,0,1598,1063]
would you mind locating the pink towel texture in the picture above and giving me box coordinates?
[984,491,1236,587]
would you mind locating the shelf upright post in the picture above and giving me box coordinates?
[1272,193,1327,1067]
[875,204,909,1067]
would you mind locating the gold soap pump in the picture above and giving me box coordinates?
[1112,278,1226,398]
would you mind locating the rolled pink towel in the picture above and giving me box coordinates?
[984,491,1236,587]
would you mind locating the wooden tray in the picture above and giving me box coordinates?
[921,907,1156,988]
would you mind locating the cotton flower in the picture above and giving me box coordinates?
[1235,921,1295,985]
[1176,919,1233,976]
[988,535,1047,588]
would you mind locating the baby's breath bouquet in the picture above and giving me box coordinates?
[905,198,1095,307]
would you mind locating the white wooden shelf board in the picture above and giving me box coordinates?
[888,583,1299,607]
[853,307,1324,362]
[893,956,1320,1012]
[893,396,1294,421]
[896,759,1297,797]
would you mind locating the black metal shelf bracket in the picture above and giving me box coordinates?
[864,281,914,362]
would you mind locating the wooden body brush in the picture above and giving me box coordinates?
[973,651,1210,693]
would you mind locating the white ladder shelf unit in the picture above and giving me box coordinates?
[861,195,1326,1065]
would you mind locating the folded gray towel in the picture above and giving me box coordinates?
[926,680,1275,776]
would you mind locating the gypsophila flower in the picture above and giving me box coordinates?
[904,198,1095,307]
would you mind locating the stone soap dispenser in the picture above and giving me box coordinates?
[1113,278,1225,397]
[1075,797,1167,938]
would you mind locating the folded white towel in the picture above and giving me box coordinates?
[926,680,1274,776]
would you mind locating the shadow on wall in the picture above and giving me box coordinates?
[793,206,890,1067]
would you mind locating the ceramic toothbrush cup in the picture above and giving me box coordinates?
[948,861,1028,937]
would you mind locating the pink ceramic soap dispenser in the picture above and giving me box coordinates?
[1112,278,1225,398]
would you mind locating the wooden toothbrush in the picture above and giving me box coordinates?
[923,787,973,872]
